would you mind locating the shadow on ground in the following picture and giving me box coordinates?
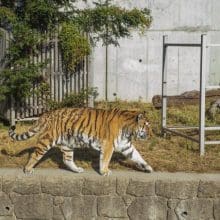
[1,147,136,173]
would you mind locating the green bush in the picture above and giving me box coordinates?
[59,22,90,72]
[47,87,99,110]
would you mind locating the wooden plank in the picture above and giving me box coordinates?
[15,101,19,120]
[68,73,72,94]
[21,101,25,119]
[82,60,85,91]
[36,49,40,116]
[86,55,89,106]
[61,74,65,101]
[66,74,69,96]
[54,32,59,73]
[29,54,34,117]
[78,64,81,93]
[58,72,61,102]
[54,73,57,102]
[27,95,31,118]
[24,98,29,118]
[74,71,77,93]
[33,52,38,116]
[10,96,16,126]
[58,42,62,73]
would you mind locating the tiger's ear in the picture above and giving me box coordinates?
[136,113,144,122]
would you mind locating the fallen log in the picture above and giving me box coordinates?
[152,89,220,108]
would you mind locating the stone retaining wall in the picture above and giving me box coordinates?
[0,169,219,220]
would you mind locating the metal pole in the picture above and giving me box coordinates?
[87,46,94,108]
[161,35,168,136]
[199,34,207,156]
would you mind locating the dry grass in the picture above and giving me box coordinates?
[0,101,219,173]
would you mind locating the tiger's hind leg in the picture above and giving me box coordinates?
[61,146,84,173]
[24,139,52,175]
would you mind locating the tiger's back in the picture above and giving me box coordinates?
[35,108,139,143]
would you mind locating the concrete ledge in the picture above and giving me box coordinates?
[0,168,219,220]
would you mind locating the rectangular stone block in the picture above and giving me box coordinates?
[96,217,129,220]
[156,180,199,199]
[0,192,13,216]
[98,196,127,218]
[127,196,167,220]
[167,199,181,220]
[2,176,16,194]
[3,175,42,195]
[13,176,41,195]
[12,194,53,219]
[116,177,129,195]
[214,198,220,220]
[53,217,65,220]
[0,217,16,220]
[126,179,155,196]
[175,198,214,220]
[82,177,116,195]
[61,196,97,220]
[53,205,65,220]
[41,176,83,196]
[198,180,220,198]
[0,176,2,191]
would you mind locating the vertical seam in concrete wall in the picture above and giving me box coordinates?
[105,44,108,101]
[146,33,149,100]
[116,46,118,96]
[177,48,180,94]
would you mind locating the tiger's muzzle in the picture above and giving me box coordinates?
[136,129,148,140]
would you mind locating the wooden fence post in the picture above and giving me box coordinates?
[10,95,15,126]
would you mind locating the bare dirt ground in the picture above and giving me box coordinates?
[0,101,219,173]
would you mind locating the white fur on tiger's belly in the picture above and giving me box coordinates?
[55,133,101,151]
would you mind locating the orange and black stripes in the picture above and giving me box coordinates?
[9,108,148,143]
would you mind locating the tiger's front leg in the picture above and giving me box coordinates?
[99,142,114,176]
[61,146,84,173]
[119,143,153,173]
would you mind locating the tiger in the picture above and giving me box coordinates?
[8,107,153,176]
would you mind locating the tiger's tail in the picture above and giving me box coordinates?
[8,125,40,141]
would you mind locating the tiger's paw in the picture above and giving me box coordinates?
[144,164,153,173]
[64,160,84,173]
[23,167,34,176]
[74,167,84,173]
[137,163,153,173]
[100,169,112,176]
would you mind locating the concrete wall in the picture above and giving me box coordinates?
[0,169,219,220]
[87,0,220,101]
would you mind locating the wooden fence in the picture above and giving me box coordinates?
[0,29,89,124]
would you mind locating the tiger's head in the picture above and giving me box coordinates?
[135,112,152,140]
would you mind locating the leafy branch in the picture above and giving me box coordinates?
[0,0,152,101]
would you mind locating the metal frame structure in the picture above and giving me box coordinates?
[161,34,220,156]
